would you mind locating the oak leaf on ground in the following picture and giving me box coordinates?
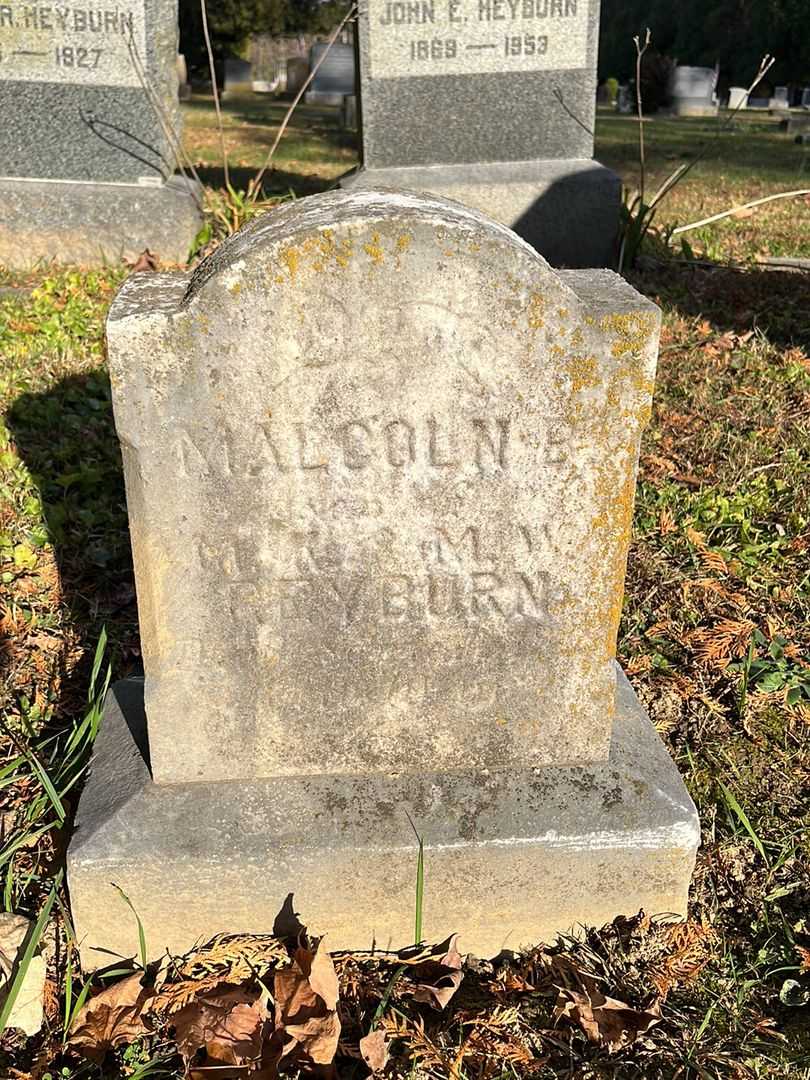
[273,938,341,1066]
[68,971,154,1063]
[410,934,465,1010]
[359,1028,390,1073]
[171,983,269,1071]
[553,986,660,1053]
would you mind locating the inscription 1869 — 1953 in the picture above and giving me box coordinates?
[366,0,588,79]
[0,0,147,86]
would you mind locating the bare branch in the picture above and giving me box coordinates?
[251,5,358,199]
[125,29,204,209]
[671,189,810,235]
[633,27,651,204]
[200,0,229,191]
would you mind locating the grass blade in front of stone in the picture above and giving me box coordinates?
[0,873,59,1033]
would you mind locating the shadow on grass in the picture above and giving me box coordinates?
[194,163,344,199]
[6,370,139,720]
[632,261,810,350]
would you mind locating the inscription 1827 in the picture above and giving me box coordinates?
[0,0,147,86]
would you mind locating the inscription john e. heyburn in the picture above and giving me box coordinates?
[366,0,589,78]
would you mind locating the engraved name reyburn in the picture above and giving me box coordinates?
[175,415,510,477]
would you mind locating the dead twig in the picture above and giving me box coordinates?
[671,189,810,236]
[633,27,651,204]
[250,5,358,199]
[200,0,229,191]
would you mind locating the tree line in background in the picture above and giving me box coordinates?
[180,0,809,89]
[179,0,351,73]
[599,0,810,87]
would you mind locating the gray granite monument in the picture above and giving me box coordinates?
[68,188,698,966]
[0,0,201,266]
[340,0,620,267]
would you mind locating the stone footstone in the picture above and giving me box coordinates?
[69,670,698,967]
[0,177,202,268]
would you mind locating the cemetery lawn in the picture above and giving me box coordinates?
[182,92,358,198]
[0,258,808,1075]
[180,96,810,264]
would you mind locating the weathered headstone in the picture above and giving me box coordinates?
[728,86,749,111]
[304,40,356,105]
[340,0,619,267]
[68,188,699,965]
[0,0,201,266]
[670,65,718,117]
[223,55,254,96]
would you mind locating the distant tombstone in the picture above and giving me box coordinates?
[304,41,356,105]
[177,53,191,100]
[802,87,810,108]
[0,0,201,266]
[341,0,620,268]
[223,56,253,96]
[286,55,309,94]
[769,85,790,113]
[68,187,699,966]
[727,87,748,111]
[617,84,634,114]
[670,65,718,117]
[341,93,358,129]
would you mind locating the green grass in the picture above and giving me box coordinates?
[596,108,810,261]
[177,96,810,261]
[181,92,358,198]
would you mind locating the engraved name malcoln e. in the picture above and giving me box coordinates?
[174,416,510,477]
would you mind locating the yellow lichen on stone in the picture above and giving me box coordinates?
[527,292,545,330]
[397,233,412,253]
[228,282,242,297]
[363,232,385,265]
[599,311,656,359]
[567,354,599,393]
[280,246,300,280]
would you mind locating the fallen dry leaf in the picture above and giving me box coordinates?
[0,913,45,1036]
[359,1028,390,1072]
[172,983,268,1071]
[554,986,660,1053]
[68,972,154,1063]
[294,939,339,1010]
[128,249,159,272]
[410,934,465,1010]
[274,938,341,1066]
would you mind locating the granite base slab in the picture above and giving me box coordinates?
[67,669,698,969]
[0,176,203,268]
[340,159,620,268]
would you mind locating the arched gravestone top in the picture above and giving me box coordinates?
[107,188,660,785]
